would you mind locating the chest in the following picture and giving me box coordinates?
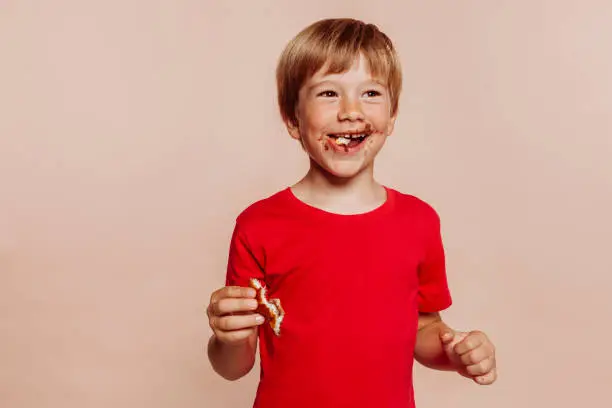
[258,219,425,336]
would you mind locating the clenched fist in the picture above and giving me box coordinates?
[441,330,497,385]
[207,285,265,346]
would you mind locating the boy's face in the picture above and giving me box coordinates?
[287,54,396,179]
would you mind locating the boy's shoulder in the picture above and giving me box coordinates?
[387,186,441,221]
[234,188,292,227]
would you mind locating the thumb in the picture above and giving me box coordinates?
[441,330,467,366]
[440,328,455,345]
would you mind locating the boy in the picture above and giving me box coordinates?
[206,18,497,408]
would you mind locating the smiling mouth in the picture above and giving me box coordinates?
[327,131,372,148]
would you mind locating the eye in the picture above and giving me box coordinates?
[317,90,337,97]
[364,90,382,97]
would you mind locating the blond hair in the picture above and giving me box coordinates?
[276,18,402,125]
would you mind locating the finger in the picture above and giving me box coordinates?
[212,314,265,332]
[442,331,466,356]
[216,328,259,345]
[211,286,257,303]
[465,355,495,377]
[459,345,491,366]
[454,332,485,356]
[474,367,497,385]
[211,297,259,317]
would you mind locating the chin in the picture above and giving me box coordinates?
[323,161,369,179]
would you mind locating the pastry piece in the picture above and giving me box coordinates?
[249,278,284,336]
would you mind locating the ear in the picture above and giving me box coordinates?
[385,114,397,136]
[285,117,301,141]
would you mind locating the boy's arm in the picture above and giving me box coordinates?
[412,206,497,383]
[207,221,265,381]
[207,331,258,381]
[414,312,456,371]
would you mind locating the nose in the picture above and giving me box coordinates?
[338,97,364,121]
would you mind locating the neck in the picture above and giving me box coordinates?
[291,160,386,214]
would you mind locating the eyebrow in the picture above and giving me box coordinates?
[306,78,387,93]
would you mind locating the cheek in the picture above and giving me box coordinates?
[365,130,388,151]
[301,130,328,152]
[303,105,334,130]
[305,116,330,144]
[367,134,381,148]
[364,106,393,132]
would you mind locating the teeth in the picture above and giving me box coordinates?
[331,133,369,145]
[335,136,351,145]
[333,133,367,138]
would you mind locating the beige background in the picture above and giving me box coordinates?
[1,1,611,407]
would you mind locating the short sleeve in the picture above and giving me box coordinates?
[225,221,265,287]
[417,207,452,312]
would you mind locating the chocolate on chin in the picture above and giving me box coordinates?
[249,278,285,336]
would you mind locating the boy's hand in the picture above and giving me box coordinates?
[440,329,497,385]
[207,285,265,346]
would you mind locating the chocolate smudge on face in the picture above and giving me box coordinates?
[318,134,328,150]
[320,122,379,153]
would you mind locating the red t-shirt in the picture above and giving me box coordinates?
[225,186,452,408]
